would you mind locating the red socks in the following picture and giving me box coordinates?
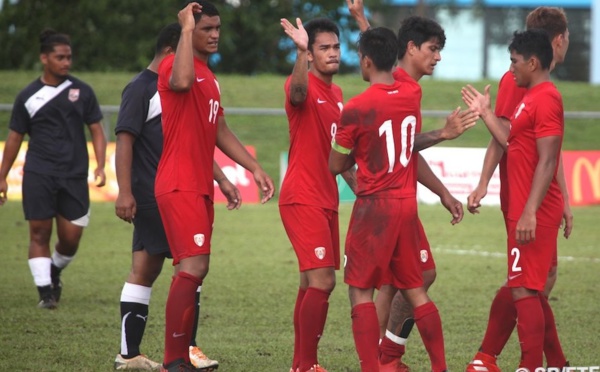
[480,286,517,356]
[539,293,567,367]
[514,295,544,370]
[379,336,406,364]
[414,301,447,372]
[298,287,330,371]
[351,302,380,372]
[292,287,307,370]
[163,271,202,365]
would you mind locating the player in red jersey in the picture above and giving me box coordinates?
[279,17,357,372]
[330,26,475,372]
[463,7,571,371]
[156,2,275,371]
[347,1,475,370]
[462,29,565,371]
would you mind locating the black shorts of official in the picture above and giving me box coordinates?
[132,205,172,258]
[22,171,90,224]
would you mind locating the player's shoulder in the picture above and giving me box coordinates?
[14,78,44,102]
[124,70,158,95]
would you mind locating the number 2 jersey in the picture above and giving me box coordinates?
[333,79,421,198]
[279,72,343,211]
[155,54,224,201]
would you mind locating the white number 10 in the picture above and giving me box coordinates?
[378,116,417,173]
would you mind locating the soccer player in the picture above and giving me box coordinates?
[347,1,474,369]
[156,2,275,371]
[278,16,357,372]
[0,29,107,309]
[462,29,566,371]
[330,26,463,372]
[463,7,571,371]
[113,23,232,371]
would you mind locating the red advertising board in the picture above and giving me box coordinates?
[562,151,600,206]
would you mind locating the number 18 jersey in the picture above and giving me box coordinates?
[333,80,420,198]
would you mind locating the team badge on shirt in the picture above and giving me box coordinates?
[420,249,429,263]
[68,89,80,102]
[314,247,326,260]
[193,234,205,247]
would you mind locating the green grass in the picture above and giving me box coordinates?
[0,201,599,371]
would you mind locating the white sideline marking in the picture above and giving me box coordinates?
[432,247,600,264]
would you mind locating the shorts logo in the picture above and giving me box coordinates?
[314,247,326,260]
[193,234,205,247]
[420,249,428,263]
[68,89,80,102]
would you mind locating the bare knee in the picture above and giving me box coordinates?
[306,267,336,293]
[127,251,166,286]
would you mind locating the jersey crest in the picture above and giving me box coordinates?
[68,88,80,102]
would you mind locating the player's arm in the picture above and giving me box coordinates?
[281,17,309,106]
[414,107,479,152]
[468,134,506,214]
[0,130,24,206]
[89,122,107,187]
[169,2,202,91]
[516,135,561,245]
[329,141,355,175]
[341,167,357,193]
[216,116,274,203]
[114,131,136,222]
[417,154,463,224]
[346,0,371,33]
[556,152,573,239]
[462,84,509,148]
[213,160,242,210]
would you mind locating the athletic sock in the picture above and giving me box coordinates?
[189,285,202,347]
[164,271,202,365]
[51,251,73,286]
[119,283,152,358]
[28,257,52,287]
[539,293,567,367]
[480,286,517,356]
[292,287,307,370]
[414,301,447,372]
[379,330,407,364]
[514,295,544,370]
[351,302,379,372]
[298,287,330,371]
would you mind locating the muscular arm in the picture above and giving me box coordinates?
[114,132,136,222]
[329,149,355,175]
[0,130,24,205]
[281,18,309,106]
[169,3,200,91]
[89,122,107,187]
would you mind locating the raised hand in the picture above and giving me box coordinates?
[346,0,370,32]
[179,1,202,31]
[442,107,479,140]
[461,84,491,116]
[280,17,308,52]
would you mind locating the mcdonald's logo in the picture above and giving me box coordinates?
[572,157,600,204]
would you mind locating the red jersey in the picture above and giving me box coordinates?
[155,55,224,200]
[279,72,343,211]
[507,81,564,227]
[334,81,420,198]
[495,71,527,213]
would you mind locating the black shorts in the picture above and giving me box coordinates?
[22,172,90,225]
[132,205,172,258]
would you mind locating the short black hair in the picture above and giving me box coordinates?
[397,16,446,59]
[183,0,220,23]
[508,29,553,70]
[155,23,182,54]
[304,18,340,52]
[39,29,70,54]
[359,27,398,72]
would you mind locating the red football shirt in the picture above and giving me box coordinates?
[495,71,527,213]
[334,80,420,198]
[507,81,564,227]
[155,54,224,200]
[279,72,344,211]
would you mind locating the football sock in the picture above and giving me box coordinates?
[51,250,74,269]
[292,287,307,370]
[36,284,53,299]
[414,301,447,372]
[298,287,330,371]
[28,257,52,287]
[480,286,517,356]
[351,302,379,372]
[119,282,152,358]
[164,271,202,365]
[189,285,202,347]
[514,295,544,370]
[539,293,567,367]
[379,330,407,364]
